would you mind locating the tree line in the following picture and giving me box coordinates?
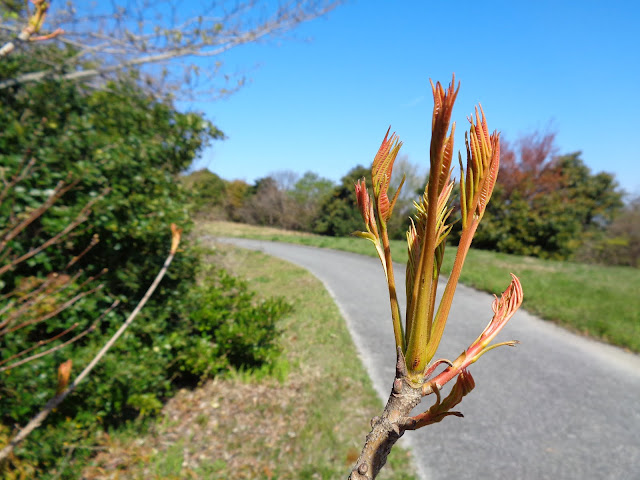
[186,132,638,267]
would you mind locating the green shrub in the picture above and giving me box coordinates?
[1,263,293,477]
[181,169,228,214]
[172,268,292,379]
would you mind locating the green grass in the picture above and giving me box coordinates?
[202,221,640,354]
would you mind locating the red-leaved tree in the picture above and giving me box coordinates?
[470,129,623,258]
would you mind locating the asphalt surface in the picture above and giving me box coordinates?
[215,237,640,480]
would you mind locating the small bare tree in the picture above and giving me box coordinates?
[348,76,524,479]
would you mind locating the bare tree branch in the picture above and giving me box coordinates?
[0,300,119,372]
[0,0,343,97]
[0,322,80,368]
[0,271,83,329]
[0,178,78,253]
[0,282,104,336]
[0,188,108,276]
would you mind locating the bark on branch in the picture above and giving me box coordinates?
[347,348,422,480]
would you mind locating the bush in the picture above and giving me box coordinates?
[0,53,291,476]
[1,261,293,477]
[456,150,623,259]
[172,268,292,380]
[181,169,229,217]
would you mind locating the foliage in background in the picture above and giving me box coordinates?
[0,53,290,477]
[312,165,370,236]
[288,171,335,229]
[181,168,229,218]
[187,130,626,265]
[577,194,640,267]
[468,131,624,259]
[240,176,300,229]
[183,168,335,231]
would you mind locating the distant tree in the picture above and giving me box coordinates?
[469,130,624,258]
[495,130,562,200]
[313,165,369,236]
[577,195,640,267]
[224,179,250,222]
[224,171,335,231]
[606,195,640,267]
[555,153,623,229]
[240,176,299,229]
[289,171,334,231]
[270,170,301,192]
[181,169,227,211]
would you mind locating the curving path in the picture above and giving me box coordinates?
[215,237,640,480]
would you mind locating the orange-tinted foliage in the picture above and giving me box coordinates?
[498,130,564,200]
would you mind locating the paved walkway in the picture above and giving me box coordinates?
[216,237,640,480]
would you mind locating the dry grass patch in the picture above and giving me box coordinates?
[84,376,311,479]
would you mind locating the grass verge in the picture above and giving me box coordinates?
[82,241,417,479]
[201,221,640,354]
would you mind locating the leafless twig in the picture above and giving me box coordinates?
[0,225,182,462]
[0,300,119,372]
[0,0,343,98]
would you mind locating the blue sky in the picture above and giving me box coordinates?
[187,0,640,196]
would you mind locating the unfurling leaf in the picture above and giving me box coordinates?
[466,273,523,364]
[170,223,182,254]
[460,105,500,229]
[56,359,72,396]
[354,179,379,238]
[371,128,403,223]
[407,369,475,430]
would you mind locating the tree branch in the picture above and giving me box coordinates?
[0,225,181,461]
[348,348,422,480]
[0,0,343,97]
[0,300,118,372]
[0,188,107,276]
